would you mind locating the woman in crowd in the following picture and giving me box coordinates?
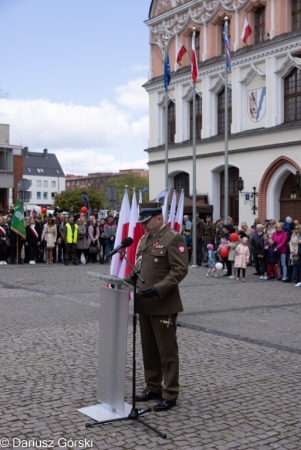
[99,218,106,264]
[289,223,300,283]
[87,218,99,263]
[218,224,231,276]
[41,217,57,264]
[25,217,41,264]
[271,222,288,281]
[76,217,88,263]
[267,220,276,238]
[0,216,9,265]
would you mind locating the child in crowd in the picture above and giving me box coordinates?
[228,237,240,279]
[259,232,269,279]
[184,229,192,263]
[266,238,279,280]
[206,244,218,277]
[235,237,250,281]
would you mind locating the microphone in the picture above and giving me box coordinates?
[108,237,133,257]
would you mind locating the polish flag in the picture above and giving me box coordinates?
[121,190,145,279]
[177,41,187,65]
[110,190,130,278]
[156,188,169,222]
[167,190,177,229]
[174,190,185,233]
[191,33,199,83]
[241,18,252,43]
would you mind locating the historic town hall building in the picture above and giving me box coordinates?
[144,0,301,224]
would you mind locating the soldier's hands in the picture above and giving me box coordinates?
[140,286,158,298]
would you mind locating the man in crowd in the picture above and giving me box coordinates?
[251,224,264,275]
[63,216,79,265]
[104,215,117,262]
[128,203,189,412]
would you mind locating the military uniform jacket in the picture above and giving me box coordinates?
[132,225,189,316]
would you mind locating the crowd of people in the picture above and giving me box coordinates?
[1,206,301,286]
[0,208,118,266]
[181,214,301,285]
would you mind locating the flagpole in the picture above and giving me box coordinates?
[224,17,229,225]
[164,36,169,224]
[192,27,197,268]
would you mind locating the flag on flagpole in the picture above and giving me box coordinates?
[156,189,169,222]
[164,53,171,91]
[241,18,252,43]
[191,33,199,83]
[167,190,177,229]
[139,190,142,204]
[174,190,184,233]
[223,25,232,71]
[121,190,145,280]
[177,41,187,65]
[110,190,130,278]
[10,197,26,239]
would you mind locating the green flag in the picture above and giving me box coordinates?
[11,197,26,239]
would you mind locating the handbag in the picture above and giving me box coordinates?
[89,245,97,254]
[292,257,300,267]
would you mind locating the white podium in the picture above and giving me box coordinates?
[78,275,132,422]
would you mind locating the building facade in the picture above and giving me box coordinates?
[0,124,23,211]
[145,0,301,224]
[65,169,149,191]
[22,147,65,209]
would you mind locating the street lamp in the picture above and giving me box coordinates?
[238,177,258,215]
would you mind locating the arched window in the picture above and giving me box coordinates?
[195,31,200,61]
[280,173,301,220]
[255,7,265,43]
[292,0,301,31]
[190,96,202,140]
[168,102,176,144]
[174,172,189,198]
[284,67,301,122]
[218,88,232,135]
[220,168,239,224]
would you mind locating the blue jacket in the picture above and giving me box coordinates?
[264,243,279,264]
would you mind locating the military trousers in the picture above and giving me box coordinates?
[139,313,179,402]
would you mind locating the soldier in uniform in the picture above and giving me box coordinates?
[202,215,214,262]
[127,203,188,412]
[191,213,204,266]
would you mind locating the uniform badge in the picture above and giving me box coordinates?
[155,244,165,249]
[178,246,185,253]
[154,258,159,263]
[152,241,159,247]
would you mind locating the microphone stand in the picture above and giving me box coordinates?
[85,248,167,439]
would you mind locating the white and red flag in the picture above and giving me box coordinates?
[177,41,187,65]
[167,190,177,229]
[241,18,252,43]
[110,189,130,278]
[120,190,145,280]
[191,32,199,83]
[174,190,184,233]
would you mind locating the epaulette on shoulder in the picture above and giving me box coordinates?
[168,229,178,236]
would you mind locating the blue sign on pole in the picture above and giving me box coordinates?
[245,194,250,201]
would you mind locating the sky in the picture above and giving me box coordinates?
[0,0,151,175]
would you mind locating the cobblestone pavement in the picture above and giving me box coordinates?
[0,263,300,450]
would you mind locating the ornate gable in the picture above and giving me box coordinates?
[149,0,249,51]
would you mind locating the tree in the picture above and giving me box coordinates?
[54,188,105,212]
[105,173,149,208]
